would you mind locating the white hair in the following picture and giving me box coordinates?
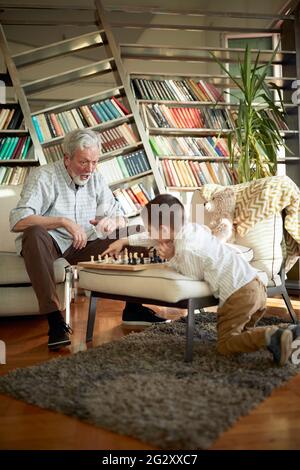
[63,129,101,157]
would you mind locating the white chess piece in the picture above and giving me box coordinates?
[124,248,129,264]
[104,254,109,264]
[90,255,95,263]
[98,254,102,262]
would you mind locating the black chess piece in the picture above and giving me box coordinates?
[140,253,144,264]
[153,248,162,263]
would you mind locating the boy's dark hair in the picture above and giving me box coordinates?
[142,194,185,231]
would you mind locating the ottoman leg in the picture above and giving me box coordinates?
[86,292,98,342]
[185,299,195,362]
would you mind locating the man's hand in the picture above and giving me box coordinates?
[101,238,128,258]
[157,241,175,260]
[63,219,87,250]
[89,216,126,236]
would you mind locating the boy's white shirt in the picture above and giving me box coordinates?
[128,222,258,306]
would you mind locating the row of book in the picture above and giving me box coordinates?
[98,149,151,185]
[0,107,24,130]
[42,124,139,162]
[113,183,153,216]
[32,97,130,143]
[132,78,224,103]
[143,103,234,130]
[100,124,139,153]
[0,166,29,185]
[150,135,229,157]
[0,136,32,160]
[160,159,235,188]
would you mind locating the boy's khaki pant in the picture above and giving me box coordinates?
[217,277,276,355]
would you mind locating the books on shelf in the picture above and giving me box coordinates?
[43,124,139,163]
[113,183,153,216]
[149,135,229,158]
[132,78,225,103]
[142,103,234,130]
[32,96,130,143]
[98,149,151,185]
[160,158,235,188]
[0,136,32,160]
[0,165,29,185]
[0,106,24,130]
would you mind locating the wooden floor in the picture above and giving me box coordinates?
[0,294,300,450]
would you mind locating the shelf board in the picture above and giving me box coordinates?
[108,170,153,188]
[167,186,203,191]
[31,86,125,116]
[22,58,115,95]
[107,6,295,21]
[125,210,141,219]
[112,22,280,35]
[100,141,143,163]
[158,155,229,161]
[0,159,38,165]
[13,31,105,68]
[148,128,232,136]
[131,73,297,90]
[41,114,134,147]
[0,129,28,134]
[278,157,300,162]
[138,99,297,109]
[122,44,295,65]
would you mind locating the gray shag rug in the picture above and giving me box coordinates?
[0,312,299,450]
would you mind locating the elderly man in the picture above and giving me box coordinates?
[10,129,168,351]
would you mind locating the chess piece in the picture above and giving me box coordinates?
[104,254,109,264]
[90,255,95,263]
[153,248,159,263]
[140,253,144,264]
[128,252,133,265]
[118,255,122,264]
[98,254,102,262]
[124,248,129,265]
[132,252,138,265]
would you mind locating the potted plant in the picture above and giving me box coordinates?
[211,46,288,183]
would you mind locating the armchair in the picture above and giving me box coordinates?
[0,185,73,323]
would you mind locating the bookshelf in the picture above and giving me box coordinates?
[0,1,166,218]
[131,75,238,192]
[0,53,38,185]
[103,4,300,194]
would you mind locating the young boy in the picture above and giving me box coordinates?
[102,194,299,366]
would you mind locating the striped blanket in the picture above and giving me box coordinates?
[197,175,300,272]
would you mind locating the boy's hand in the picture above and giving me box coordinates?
[157,241,175,260]
[101,239,128,258]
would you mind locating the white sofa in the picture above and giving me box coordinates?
[0,185,71,317]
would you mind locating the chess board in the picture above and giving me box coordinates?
[77,261,168,271]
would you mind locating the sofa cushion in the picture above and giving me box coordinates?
[235,213,283,280]
[0,283,66,316]
[190,190,283,281]
[0,252,69,285]
[0,185,22,252]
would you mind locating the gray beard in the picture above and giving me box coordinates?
[72,174,91,186]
